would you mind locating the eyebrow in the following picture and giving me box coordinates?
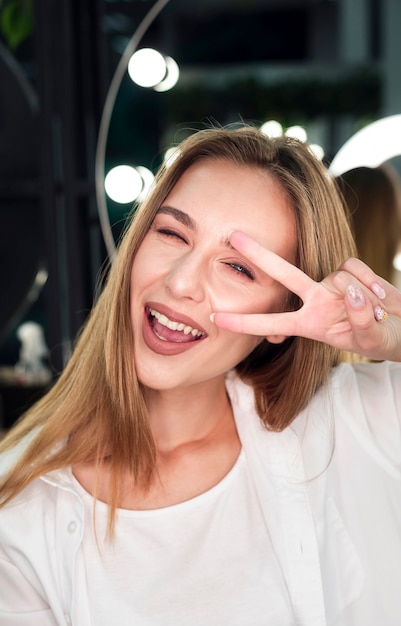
[157,206,196,230]
[156,205,234,249]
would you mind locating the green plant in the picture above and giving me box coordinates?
[0,0,33,50]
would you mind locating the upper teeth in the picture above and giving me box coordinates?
[149,309,205,338]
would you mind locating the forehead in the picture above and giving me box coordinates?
[166,158,289,207]
[162,159,297,260]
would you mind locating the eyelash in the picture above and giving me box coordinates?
[156,228,188,243]
[154,226,254,280]
[226,262,254,280]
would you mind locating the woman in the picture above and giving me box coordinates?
[1,125,401,625]
[336,164,401,285]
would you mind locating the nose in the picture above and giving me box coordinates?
[164,251,206,302]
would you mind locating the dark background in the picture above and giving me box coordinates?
[0,0,398,426]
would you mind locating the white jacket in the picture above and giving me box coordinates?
[0,361,401,625]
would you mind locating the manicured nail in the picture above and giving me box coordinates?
[371,282,386,300]
[374,306,388,322]
[347,284,366,308]
[209,313,216,322]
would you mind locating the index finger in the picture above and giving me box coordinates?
[230,230,314,297]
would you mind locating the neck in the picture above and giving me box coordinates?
[144,376,234,453]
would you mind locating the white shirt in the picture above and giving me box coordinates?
[74,451,294,626]
[0,361,401,625]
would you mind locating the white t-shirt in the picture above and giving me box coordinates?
[73,451,295,625]
[1,362,401,625]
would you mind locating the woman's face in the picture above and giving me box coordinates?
[130,158,297,391]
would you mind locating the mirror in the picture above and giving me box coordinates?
[97,0,383,259]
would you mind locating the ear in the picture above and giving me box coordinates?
[265,334,288,345]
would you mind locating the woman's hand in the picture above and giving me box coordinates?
[211,231,401,362]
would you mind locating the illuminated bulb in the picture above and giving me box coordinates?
[393,252,401,272]
[128,48,166,88]
[136,166,155,201]
[260,120,283,138]
[154,56,180,92]
[164,146,181,168]
[35,268,48,286]
[285,125,307,142]
[105,165,143,204]
[309,143,325,160]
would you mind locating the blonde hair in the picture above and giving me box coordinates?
[0,125,356,526]
[336,164,401,284]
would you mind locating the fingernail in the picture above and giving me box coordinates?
[374,306,388,322]
[371,282,386,300]
[347,284,366,308]
[209,313,216,323]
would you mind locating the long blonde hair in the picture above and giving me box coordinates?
[0,125,356,521]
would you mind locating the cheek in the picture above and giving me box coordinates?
[220,282,288,317]
[130,247,156,293]
[129,262,148,322]
[224,332,263,365]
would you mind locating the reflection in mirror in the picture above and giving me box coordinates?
[329,115,401,290]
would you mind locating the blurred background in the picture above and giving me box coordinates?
[1,0,401,427]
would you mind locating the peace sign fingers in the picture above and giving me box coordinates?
[211,231,401,361]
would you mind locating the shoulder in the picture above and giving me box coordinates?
[227,362,401,459]
[306,361,401,473]
[0,466,84,587]
[297,360,401,416]
[329,359,401,393]
[0,465,85,621]
[0,428,39,476]
[0,433,83,538]
[325,361,401,427]
[0,466,81,522]
[226,361,401,418]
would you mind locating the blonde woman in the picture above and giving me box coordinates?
[1,126,401,625]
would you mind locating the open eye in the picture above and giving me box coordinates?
[226,262,254,280]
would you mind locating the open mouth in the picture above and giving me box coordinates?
[147,306,206,344]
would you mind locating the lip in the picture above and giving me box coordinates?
[142,302,208,356]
